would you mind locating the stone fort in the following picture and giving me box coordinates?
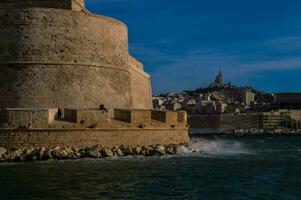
[0,0,189,149]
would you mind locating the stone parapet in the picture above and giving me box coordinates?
[151,110,178,125]
[64,108,110,126]
[0,108,58,128]
[114,109,151,126]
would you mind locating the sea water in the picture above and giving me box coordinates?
[0,136,301,200]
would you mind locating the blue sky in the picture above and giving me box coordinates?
[86,0,301,94]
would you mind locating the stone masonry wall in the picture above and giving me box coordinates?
[189,114,258,130]
[129,57,153,109]
[0,128,190,150]
[0,8,135,109]
[0,108,59,128]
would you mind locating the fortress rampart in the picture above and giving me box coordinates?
[0,2,151,109]
[0,0,189,151]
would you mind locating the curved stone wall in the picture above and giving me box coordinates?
[0,8,135,109]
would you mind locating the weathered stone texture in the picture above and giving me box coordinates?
[0,7,151,109]
[130,57,153,109]
[0,108,58,128]
[0,128,190,150]
[0,1,189,149]
[65,108,110,126]
[114,109,151,125]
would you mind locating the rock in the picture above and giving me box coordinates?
[86,145,103,158]
[28,147,45,160]
[112,146,124,156]
[142,146,155,156]
[63,147,75,159]
[38,146,46,160]
[75,152,81,158]
[52,149,68,159]
[165,145,176,154]
[154,145,166,155]
[78,148,86,158]
[140,149,146,156]
[122,146,134,156]
[101,148,114,157]
[23,148,33,156]
[0,147,7,158]
[63,147,74,155]
[87,149,102,158]
[6,149,23,161]
[116,148,124,156]
[44,149,54,159]
[176,145,188,154]
[134,146,142,155]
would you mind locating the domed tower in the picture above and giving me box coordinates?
[0,0,152,109]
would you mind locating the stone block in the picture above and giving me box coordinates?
[151,110,178,125]
[114,109,151,125]
[177,111,187,125]
[64,108,110,126]
[0,108,57,128]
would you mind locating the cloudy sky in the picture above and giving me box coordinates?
[86,0,301,94]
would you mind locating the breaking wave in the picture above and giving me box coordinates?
[178,138,252,156]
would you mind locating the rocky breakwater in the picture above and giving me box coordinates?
[0,144,188,163]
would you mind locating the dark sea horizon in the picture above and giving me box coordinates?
[0,136,301,200]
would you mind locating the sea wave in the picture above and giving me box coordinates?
[178,138,253,156]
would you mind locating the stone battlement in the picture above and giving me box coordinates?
[0,108,189,150]
[0,108,188,129]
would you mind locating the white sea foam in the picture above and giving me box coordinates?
[178,138,252,156]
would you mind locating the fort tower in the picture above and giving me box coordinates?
[0,0,189,149]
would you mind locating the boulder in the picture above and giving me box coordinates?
[78,148,86,158]
[23,148,33,157]
[87,149,102,158]
[116,148,124,156]
[176,145,188,154]
[44,149,54,160]
[143,146,155,156]
[86,146,103,158]
[165,145,176,154]
[0,147,7,158]
[0,147,7,155]
[112,146,124,156]
[6,149,23,161]
[134,146,142,155]
[154,145,166,155]
[122,146,134,156]
[38,146,46,160]
[101,148,114,157]
[52,149,68,159]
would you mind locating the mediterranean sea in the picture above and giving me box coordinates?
[0,136,300,200]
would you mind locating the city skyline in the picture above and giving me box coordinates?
[87,0,301,94]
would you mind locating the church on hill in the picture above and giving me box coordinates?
[209,69,232,88]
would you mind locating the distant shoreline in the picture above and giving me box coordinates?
[189,129,301,136]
